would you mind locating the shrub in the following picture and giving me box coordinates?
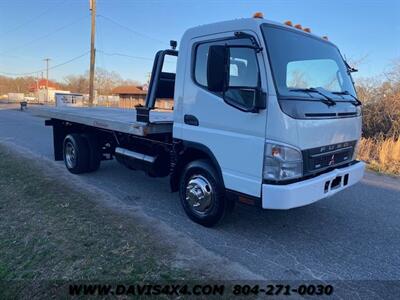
[356,60,400,139]
[358,138,400,175]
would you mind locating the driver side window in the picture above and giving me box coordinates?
[194,40,259,110]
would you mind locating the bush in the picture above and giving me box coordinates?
[355,61,400,175]
[356,61,400,139]
[358,138,400,175]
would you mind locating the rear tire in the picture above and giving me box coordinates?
[63,134,90,174]
[179,159,227,227]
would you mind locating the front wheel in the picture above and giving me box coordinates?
[179,160,227,227]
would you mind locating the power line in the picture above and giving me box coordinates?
[96,49,175,66]
[0,14,89,56]
[97,14,168,45]
[0,0,68,38]
[0,51,90,76]
[49,51,90,70]
[96,49,153,61]
[0,8,169,79]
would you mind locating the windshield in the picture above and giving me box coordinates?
[261,24,356,98]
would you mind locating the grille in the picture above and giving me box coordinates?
[302,141,356,174]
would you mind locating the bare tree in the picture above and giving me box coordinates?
[63,75,89,93]
[1,69,143,97]
[357,59,400,138]
[92,68,123,95]
[288,70,308,88]
[0,75,37,94]
[63,68,142,95]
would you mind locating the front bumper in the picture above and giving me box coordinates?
[262,161,365,209]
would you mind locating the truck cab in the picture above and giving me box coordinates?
[170,15,364,221]
[42,14,365,227]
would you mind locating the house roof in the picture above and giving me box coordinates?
[112,85,147,95]
[29,79,59,92]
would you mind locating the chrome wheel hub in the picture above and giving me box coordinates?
[186,175,213,214]
[65,142,76,169]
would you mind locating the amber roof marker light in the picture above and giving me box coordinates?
[303,28,311,33]
[253,12,264,19]
[284,20,293,26]
[294,24,303,30]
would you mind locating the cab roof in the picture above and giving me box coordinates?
[182,17,333,46]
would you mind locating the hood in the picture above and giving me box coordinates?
[266,96,362,150]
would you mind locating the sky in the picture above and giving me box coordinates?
[0,0,399,84]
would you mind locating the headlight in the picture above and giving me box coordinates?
[356,105,362,116]
[263,142,303,181]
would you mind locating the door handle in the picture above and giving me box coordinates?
[184,114,199,126]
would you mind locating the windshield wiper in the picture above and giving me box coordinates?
[331,91,362,106]
[289,87,336,107]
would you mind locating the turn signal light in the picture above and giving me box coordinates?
[294,24,302,30]
[284,20,293,26]
[303,28,311,33]
[253,12,264,19]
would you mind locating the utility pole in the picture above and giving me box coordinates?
[146,72,151,85]
[89,0,96,106]
[36,72,39,100]
[43,58,51,103]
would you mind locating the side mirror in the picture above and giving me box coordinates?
[254,89,266,111]
[207,45,229,93]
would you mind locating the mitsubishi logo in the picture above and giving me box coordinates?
[328,154,336,166]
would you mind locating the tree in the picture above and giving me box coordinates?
[288,70,308,88]
[63,74,89,93]
[63,68,142,95]
[357,59,400,138]
[92,68,123,95]
[0,75,38,94]
[92,68,142,95]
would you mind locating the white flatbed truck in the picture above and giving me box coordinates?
[38,14,365,226]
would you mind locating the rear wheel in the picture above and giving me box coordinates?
[179,160,227,227]
[63,134,90,174]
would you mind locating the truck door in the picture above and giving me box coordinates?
[178,34,268,197]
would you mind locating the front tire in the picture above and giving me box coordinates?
[179,159,227,227]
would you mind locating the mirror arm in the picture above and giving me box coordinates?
[234,31,263,53]
[344,60,358,73]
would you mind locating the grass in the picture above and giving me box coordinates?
[358,137,400,176]
[0,145,201,298]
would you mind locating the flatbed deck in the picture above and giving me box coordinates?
[32,106,173,136]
